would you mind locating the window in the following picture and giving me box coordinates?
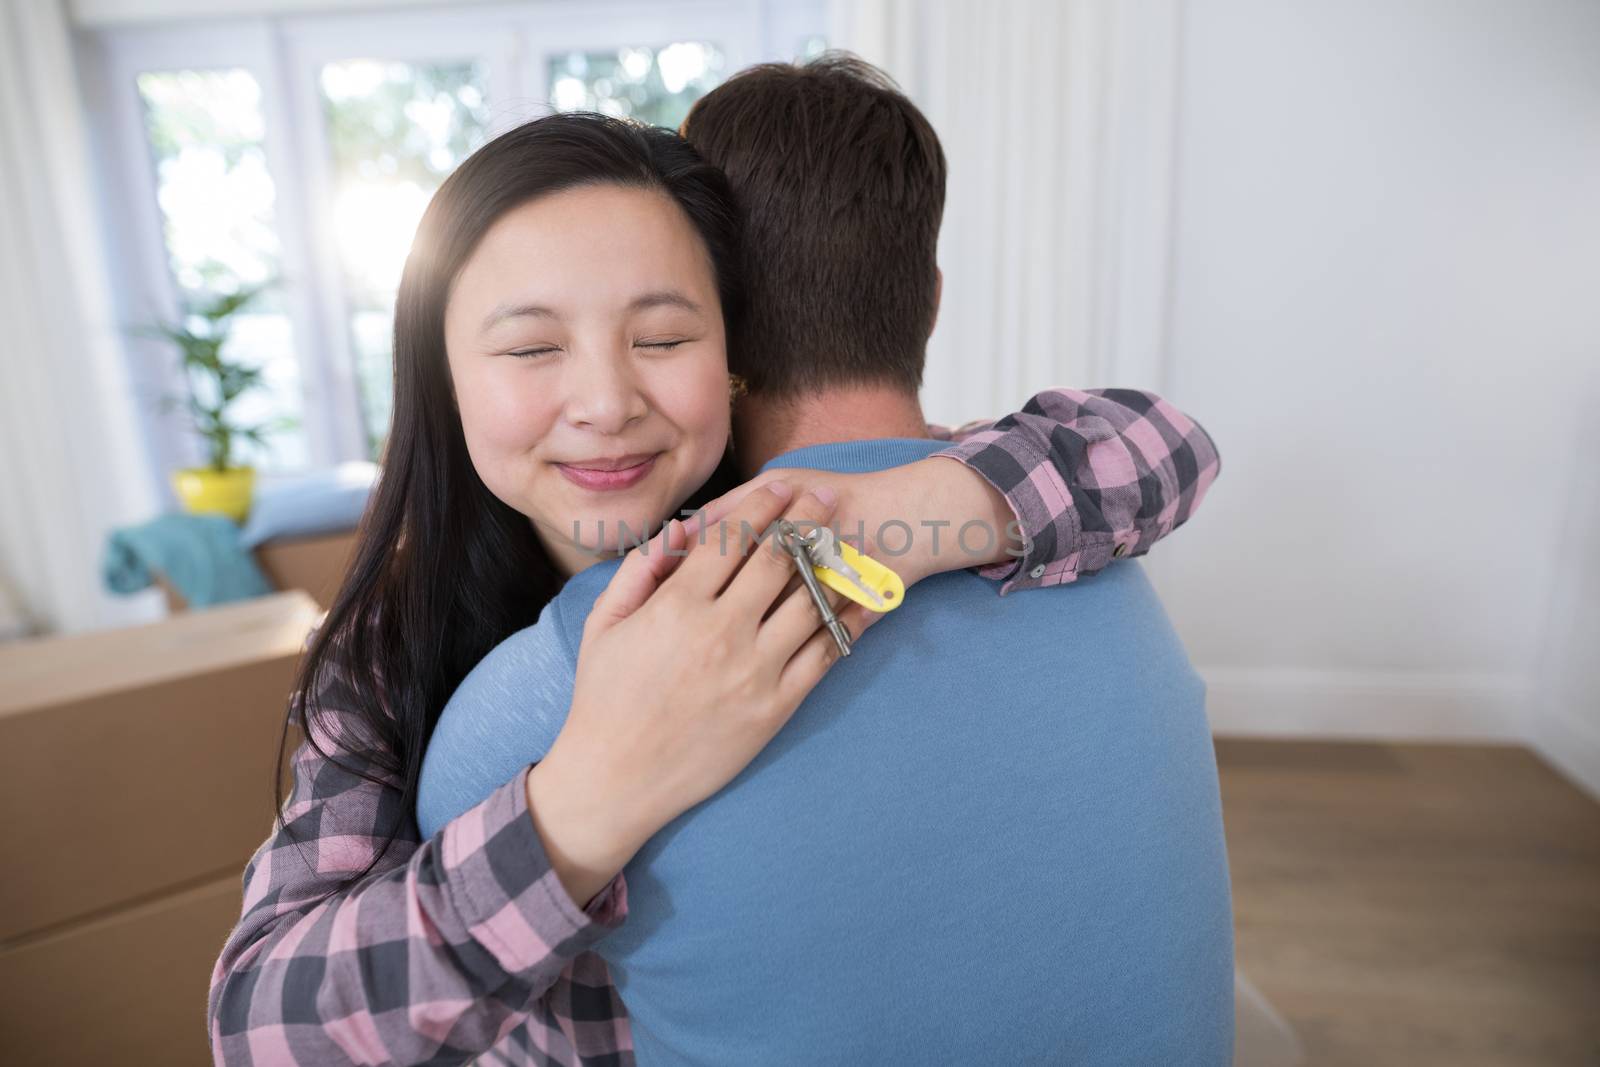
[136,68,308,469]
[549,42,725,130]
[319,58,492,450]
[96,2,825,477]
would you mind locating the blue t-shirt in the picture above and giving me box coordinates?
[419,438,1234,1065]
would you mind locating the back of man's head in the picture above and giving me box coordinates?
[683,53,946,399]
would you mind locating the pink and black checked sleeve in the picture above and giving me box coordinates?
[207,679,632,1065]
[933,388,1221,594]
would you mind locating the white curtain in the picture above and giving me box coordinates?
[827,0,1184,424]
[0,0,159,634]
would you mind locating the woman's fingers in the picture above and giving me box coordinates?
[684,473,772,537]
[687,468,848,542]
[674,481,793,596]
[776,602,877,703]
[758,581,850,656]
[722,489,839,616]
[589,518,687,630]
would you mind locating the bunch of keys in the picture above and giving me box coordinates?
[773,520,905,658]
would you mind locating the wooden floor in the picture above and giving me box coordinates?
[1217,740,1600,1067]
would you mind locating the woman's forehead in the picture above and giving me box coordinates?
[449,184,719,327]
[483,186,713,282]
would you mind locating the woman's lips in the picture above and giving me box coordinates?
[554,453,659,491]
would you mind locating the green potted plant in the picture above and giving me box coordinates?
[141,283,280,522]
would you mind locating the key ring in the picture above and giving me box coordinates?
[774,520,853,658]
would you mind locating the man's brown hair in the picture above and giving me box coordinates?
[682,53,946,398]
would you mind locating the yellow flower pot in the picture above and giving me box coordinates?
[172,467,256,522]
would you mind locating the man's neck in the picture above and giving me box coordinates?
[733,384,930,475]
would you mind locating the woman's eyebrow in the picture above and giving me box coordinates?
[481,302,557,333]
[480,291,699,333]
[628,290,702,315]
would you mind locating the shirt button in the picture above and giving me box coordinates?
[1029,564,1047,579]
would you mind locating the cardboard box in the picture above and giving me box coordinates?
[253,530,357,609]
[0,591,321,943]
[0,875,241,1066]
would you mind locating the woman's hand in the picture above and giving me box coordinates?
[526,482,878,907]
[693,460,1025,588]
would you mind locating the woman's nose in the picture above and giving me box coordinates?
[563,352,649,434]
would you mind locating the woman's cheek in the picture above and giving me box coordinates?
[696,404,732,480]
[455,370,556,510]
[667,352,732,463]
[460,365,550,454]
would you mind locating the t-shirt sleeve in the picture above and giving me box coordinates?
[416,602,577,839]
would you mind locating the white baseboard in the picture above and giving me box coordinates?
[1199,667,1530,743]
[1530,705,1600,802]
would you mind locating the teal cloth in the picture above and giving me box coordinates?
[102,513,273,607]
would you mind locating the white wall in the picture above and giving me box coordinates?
[1152,0,1600,750]
[1532,376,1600,799]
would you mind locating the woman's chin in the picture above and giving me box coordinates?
[569,512,667,556]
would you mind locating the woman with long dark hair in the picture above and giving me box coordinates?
[208,113,1218,1065]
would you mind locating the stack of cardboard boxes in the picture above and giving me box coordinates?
[0,592,321,1065]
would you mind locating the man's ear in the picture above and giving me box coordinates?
[930,268,943,337]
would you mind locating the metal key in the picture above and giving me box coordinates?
[802,526,886,609]
[774,520,853,658]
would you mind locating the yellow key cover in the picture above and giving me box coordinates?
[814,539,904,613]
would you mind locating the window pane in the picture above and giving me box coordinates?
[320,59,491,455]
[137,69,308,470]
[549,42,726,130]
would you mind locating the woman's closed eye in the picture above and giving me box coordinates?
[506,345,562,359]
[635,336,693,352]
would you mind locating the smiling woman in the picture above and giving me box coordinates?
[444,185,733,572]
[267,115,750,861]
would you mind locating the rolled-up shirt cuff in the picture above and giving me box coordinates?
[928,445,1081,595]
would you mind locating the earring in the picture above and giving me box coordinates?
[725,374,748,456]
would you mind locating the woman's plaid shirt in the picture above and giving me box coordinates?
[209,388,1220,1065]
